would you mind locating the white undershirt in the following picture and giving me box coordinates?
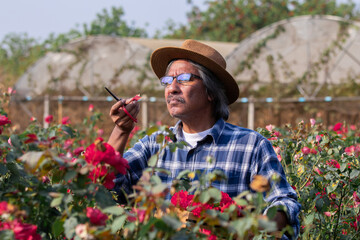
[182,128,211,148]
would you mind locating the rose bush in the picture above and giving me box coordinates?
[1,88,359,239]
[259,119,360,239]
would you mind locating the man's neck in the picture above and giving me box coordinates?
[181,117,217,133]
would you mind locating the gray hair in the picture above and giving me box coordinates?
[165,59,229,120]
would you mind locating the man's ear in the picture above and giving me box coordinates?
[207,92,214,102]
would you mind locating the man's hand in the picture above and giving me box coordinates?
[108,96,140,154]
[109,97,140,133]
[274,210,289,231]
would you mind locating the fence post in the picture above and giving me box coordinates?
[248,97,255,130]
[44,95,50,128]
[141,95,148,129]
[58,99,63,124]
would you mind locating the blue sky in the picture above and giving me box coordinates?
[0,0,207,41]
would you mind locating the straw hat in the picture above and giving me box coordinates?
[150,39,239,105]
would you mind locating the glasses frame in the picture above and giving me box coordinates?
[160,73,202,86]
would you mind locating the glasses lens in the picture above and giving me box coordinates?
[176,73,191,83]
[160,76,173,86]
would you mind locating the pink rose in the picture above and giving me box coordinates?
[44,115,53,124]
[324,212,332,217]
[88,104,94,112]
[61,116,70,125]
[302,147,310,155]
[310,118,316,127]
[265,124,273,132]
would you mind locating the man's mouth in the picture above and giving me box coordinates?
[167,95,185,104]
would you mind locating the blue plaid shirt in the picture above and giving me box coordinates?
[114,119,300,239]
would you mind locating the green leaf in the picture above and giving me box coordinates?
[199,190,211,203]
[350,169,360,179]
[52,219,64,237]
[0,230,14,240]
[19,151,45,173]
[258,217,277,232]
[138,218,158,237]
[266,206,278,219]
[103,206,125,216]
[156,134,164,144]
[176,170,192,179]
[234,198,248,206]
[162,215,183,230]
[10,134,22,149]
[150,174,162,184]
[95,185,117,208]
[6,162,20,176]
[148,155,158,167]
[152,183,168,194]
[61,125,75,138]
[111,215,127,234]
[326,181,338,193]
[64,217,78,239]
[315,198,324,211]
[64,170,77,183]
[5,151,17,162]
[340,163,347,172]
[0,163,8,174]
[208,187,221,202]
[51,194,64,207]
[230,218,253,237]
[146,126,159,135]
[153,168,171,176]
[305,212,315,225]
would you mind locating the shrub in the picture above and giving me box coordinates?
[1,89,359,239]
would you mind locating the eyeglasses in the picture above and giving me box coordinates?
[160,73,202,86]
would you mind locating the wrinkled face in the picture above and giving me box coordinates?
[164,60,212,120]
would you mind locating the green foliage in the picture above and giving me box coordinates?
[1,89,360,239]
[164,0,360,42]
[82,6,147,38]
[0,6,147,88]
[0,33,45,85]
[258,119,360,239]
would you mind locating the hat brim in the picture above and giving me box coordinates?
[150,47,239,105]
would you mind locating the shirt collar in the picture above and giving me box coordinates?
[171,118,225,144]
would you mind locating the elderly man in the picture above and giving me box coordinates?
[107,39,300,239]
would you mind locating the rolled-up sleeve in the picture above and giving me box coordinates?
[256,139,301,239]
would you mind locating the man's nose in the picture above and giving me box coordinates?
[166,77,181,92]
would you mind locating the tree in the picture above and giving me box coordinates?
[0,6,148,88]
[163,0,360,42]
[82,6,147,38]
[0,33,44,85]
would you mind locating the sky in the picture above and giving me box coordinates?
[0,0,207,41]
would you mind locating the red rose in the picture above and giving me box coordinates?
[327,159,340,169]
[171,190,192,210]
[84,138,116,166]
[333,122,342,131]
[107,152,129,175]
[24,134,38,144]
[12,220,41,240]
[0,115,11,126]
[86,207,108,226]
